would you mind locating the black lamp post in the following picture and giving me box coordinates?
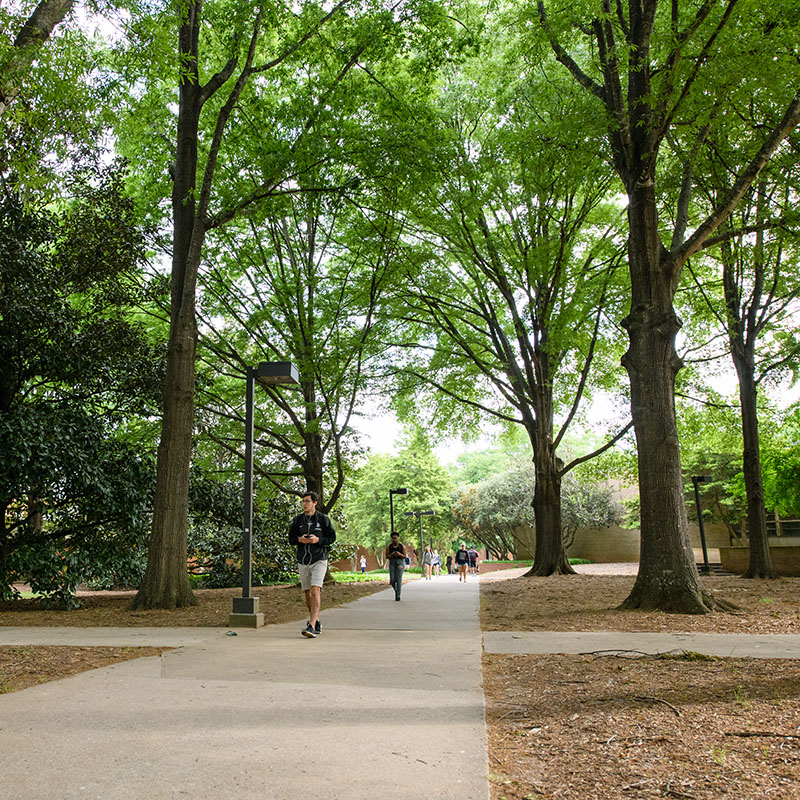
[405,509,435,562]
[692,475,713,575]
[229,361,299,627]
[389,487,408,534]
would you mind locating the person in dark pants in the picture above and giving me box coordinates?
[289,490,336,638]
[384,532,407,601]
[446,554,453,574]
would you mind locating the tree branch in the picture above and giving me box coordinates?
[669,90,800,276]
[560,420,634,475]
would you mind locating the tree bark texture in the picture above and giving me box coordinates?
[301,379,327,512]
[618,184,721,612]
[733,355,775,578]
[526,457,575,576]
[720,204,776,579]
[131,7,204,610]
[525,379,575,576]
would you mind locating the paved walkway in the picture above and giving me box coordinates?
[3,566,799,799]
[0,575,488,800]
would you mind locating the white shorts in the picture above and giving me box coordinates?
[298,560,327,590]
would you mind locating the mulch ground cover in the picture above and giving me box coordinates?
[0,581,386,628]
[481,574,800,800]
[0,645,170,693]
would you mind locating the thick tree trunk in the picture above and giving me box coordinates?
[303,427,326,512]
[619,187,728,613]
[525,460,575,576]
[522,377,574,576]
[734,358,776,578]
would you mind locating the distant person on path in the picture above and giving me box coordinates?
[446,554,453,574]
[454,543,469,582]
[433,549,441,576]
[422,545,434,580]
[360,554,367,574]
[468,546,479,575]
[385,532,407,601]
[289,490,336,638]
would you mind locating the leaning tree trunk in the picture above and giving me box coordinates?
[734,357,776,578]
[619,186,729,613]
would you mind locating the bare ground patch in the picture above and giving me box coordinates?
[480,574,800,634]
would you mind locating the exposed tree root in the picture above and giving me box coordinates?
[619,582,740,614]
[742,567,779,580]
[522,561,578,578]
[129,587,198,611]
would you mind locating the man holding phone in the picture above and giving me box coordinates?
[289,490,336,638]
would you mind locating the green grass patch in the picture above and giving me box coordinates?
[330,571,388,583]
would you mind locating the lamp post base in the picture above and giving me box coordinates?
[227,612,265,628]
[228,596,264,627]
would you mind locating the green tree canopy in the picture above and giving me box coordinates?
[343,428,454,561]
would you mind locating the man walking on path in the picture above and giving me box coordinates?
[289,490,336,637]
[385,531,407,601]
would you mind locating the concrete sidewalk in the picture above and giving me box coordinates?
[0,575,489,800]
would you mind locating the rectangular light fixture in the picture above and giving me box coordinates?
[255,361,299,385]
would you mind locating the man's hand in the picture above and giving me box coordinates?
[302,534,319,544]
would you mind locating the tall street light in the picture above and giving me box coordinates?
[405,509,435,563]
[692,475,713,575]
[389,487,408,534]
[228,361,299,628]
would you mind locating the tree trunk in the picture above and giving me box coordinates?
[619,186,727,613]
[303,424,326,512]
[131,296,199,609]
[131,12,204,610]
[720,193,776,580]
[525,459,574,576]
[734,357,776,578]
[523,375,574,577]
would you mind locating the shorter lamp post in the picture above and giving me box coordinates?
[405,509,435,564]
[389,487,408,534]
[229,361,299,628]
[692,475,713,575]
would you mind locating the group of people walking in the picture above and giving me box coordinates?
[421,546,442,579]
[386,539,480,600]
[288,490,482,633]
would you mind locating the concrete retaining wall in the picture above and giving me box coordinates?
[719,545,800,576]
[566,522,730,563]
